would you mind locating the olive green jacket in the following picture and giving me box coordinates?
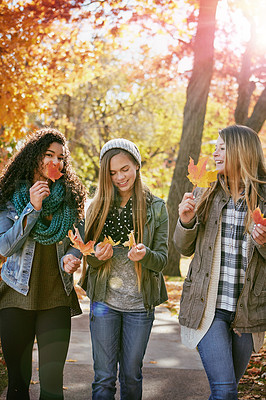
[174,184,266,333]
[82,196,169,310]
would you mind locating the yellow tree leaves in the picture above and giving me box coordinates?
[0,0,87,139]
[187,156,218,188]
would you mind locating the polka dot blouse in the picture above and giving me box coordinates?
[102,197,134,243]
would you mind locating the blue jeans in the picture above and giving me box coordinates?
[197,309,253,400]
[90,302,154,400]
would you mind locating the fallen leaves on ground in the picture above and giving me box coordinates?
[238,346,266,400]
[161,278,183,315]
[0,339,7,395]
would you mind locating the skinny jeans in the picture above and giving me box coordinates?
[90,302,154,400]
[0,306,71,400]
[197,309,253,400]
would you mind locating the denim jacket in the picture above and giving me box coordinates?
[0,200,81,296]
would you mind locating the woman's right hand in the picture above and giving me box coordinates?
[179,192,196,224]
[95,243,113,261]
[30,181,50,211]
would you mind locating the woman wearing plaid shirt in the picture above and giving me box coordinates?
[174,125,266,400]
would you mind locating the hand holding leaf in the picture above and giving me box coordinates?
[252,206,266,226]
[46,160,63,182]
[187,157,218,189]
[68,227,95,256]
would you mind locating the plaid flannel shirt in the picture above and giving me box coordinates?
[216,195,248,312]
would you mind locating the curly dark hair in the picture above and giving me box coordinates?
[0,128,87,219]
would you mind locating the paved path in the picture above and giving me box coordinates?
[1,300,210,399]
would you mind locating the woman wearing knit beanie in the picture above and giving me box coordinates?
[81,138,169,399]
[0,128,86,400]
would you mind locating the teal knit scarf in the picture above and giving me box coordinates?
[12,181,76,245]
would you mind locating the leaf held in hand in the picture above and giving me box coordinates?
[187,156,218,188]
[46,160,63,182]
[123,231,136,249]
[68,227,95,255]
[98,236,120,248]
[252,206,266,226]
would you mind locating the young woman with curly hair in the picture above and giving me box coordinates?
[0,128,86,400]
[174,125,266,400]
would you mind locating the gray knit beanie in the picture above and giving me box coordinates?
[100,138,141,167]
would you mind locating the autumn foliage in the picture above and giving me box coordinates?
[68,227,95,256]
[123,231,136,249]
[187,157,218,188]
[0,0,87,138]
[252,206,266,226]
[98,236,121,249]
[46,161,63,182]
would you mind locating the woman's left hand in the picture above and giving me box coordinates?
[128,243,146,261]
[63,254,81,274]
[252,224,266,246]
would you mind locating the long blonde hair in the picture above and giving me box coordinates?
[196,125,266,230]
[82,148,151,289]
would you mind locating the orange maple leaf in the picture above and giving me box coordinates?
[123,231,136,249]
[252,206,266,226]
[46,161,63,182]
[187,156,218,188]
[68,227,95,256]
[98,236,120,249]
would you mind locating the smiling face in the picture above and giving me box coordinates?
[34,142,65,182]
[213,135,226,174]
[109,152,138,199]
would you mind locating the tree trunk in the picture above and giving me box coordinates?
[165,0,218,276]
[234,21,255,125]
[234,19,266,133]
[246,86,266,133]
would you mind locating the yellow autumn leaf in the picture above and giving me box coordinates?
[123,231,136,249]
[187,156,218,188]
[98,236,120,248]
